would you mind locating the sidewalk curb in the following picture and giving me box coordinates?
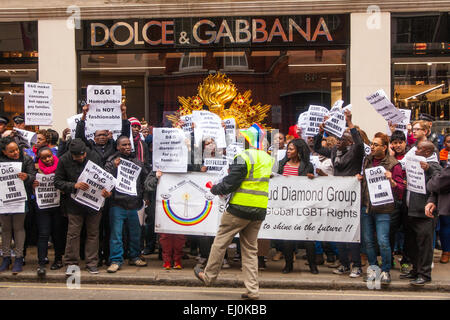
[1,273,449,293]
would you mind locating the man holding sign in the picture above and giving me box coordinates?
[54,138,111,275]
[104,136,149,273]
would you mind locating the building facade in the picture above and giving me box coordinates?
[0,0,449,137]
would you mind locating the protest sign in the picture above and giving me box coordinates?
[73,160,116,211]
[24,82,53,125]
[297,112,309,140]
[366,89,406,124]
[364,166,394,206]
[324,111,346,138]
[0,202,25,214]
[116,158,142,196]
[180,115,193,135]
[258,176,361,242]
[310,155,321,176]
[155,172,226,236]
[192,111,227,148]
[329,100,344,115]
[13,128,37,145]
[304,105,329,137]
[204,158,228,174]
[405,155,426,194]
[0,162,27,208]
[35,173,60,209]
[153,128,188,172]
[225,142,244,164]
[67,114,83,139]
[223,118,236,144]
[364,143,372,156]
[386,109,411,136]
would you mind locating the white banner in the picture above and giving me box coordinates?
[73,160,116,211]
[0,162,27,208]
[152,128,188,172]
[35,173,60,209]
[155,172,226,236]
[365,166,394,206]
[156,173,361,242]
[192,110,227,148]
[116,158,142,196]
[24,82,53,125]
[405,155,426,194]
[13,128,37,145]
[304,105,329,137]
[366,89,406,124]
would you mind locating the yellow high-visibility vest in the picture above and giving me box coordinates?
[229,149,274,209]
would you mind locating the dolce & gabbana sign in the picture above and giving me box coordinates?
[76,15,349,50]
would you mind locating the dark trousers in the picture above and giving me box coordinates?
[64,212,102,268]
[282,240,315,266]
[98,203,110,262]
[142,205,156,251]
[407,216,435,280]
[36,207,68,265]
[390,203,410,263]
[336,242,361,268]
[199,236,214,259]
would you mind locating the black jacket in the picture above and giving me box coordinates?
[122,119,151,172]
[75,119,130,166]
[427,165,450,216]
[313,128,365,176]
[0,152,36,201]
[54,149,102,215]
[104,152,149,210]
[210,151,267,221]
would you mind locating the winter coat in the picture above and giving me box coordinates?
[427,165,450,216]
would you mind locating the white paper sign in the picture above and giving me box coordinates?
[223,118,236,144]
[225,142,244,164]
[405,155,426,194]
[305,105,329,137]
[366,89,406,124]
[203,158,228,174]
[153,128,188,172]
[386,109,411,136]
[116,158,142,196]
[24,82,53,125]
[74,160,116,211]
[364,143,372,156]
[180,115,193,135]
[0,162,27,207]
[67,114,83,139]
[310,155,321,176]
[13,128,37,145]
[259,176,361,242]
[192,111,227,149]
[35,173,60,209]
[365,166,394,206]
[324,111,346,138]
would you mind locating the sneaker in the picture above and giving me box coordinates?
[129,258,147,267]
[222,259,231,269]
[380,271,391,285]
[333,265,350,275]
[272,251,283,261]
[400,263,411,274]
[173,262,183,269]
[163,262,171,270]
[107,263,121,273]
[349,267,362,278]
[86,266,99,274]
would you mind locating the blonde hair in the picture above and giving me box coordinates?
[412,120,430,133]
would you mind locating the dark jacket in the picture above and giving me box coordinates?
[75,119,130,166]
[408,161,442,218]
[122,119,151,171]
[361,154,402,214]
[104,152,149,210]
[209,150,268,221]
[427,165,450,216]
[54,149,102,215]
[278,159,314,177]
[0,152,36,199]
[313,127,365,176]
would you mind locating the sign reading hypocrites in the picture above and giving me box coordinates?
[77,15,349,50]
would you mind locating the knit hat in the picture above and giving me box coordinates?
[129,117,141,127]
[69,138,87,155]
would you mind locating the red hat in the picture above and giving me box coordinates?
[129,117,141,127]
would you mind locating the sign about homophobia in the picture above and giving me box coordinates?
[155,173,361,242]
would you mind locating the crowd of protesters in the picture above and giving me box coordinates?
[0,105,448,288]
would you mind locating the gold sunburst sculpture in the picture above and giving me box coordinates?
[167,73,271,129]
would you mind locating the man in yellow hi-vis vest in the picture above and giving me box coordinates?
[194,124,274,300]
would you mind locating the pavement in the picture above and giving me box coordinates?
[0,246,449,293]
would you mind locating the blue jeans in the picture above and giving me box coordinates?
[362,211,391,272]
[109,206,141,265]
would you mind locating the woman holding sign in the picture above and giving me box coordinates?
[33,147,66,277]
[277,138,318,274]
[0,137,36,274]
[357,132,405,286]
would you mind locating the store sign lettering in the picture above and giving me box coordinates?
[90,17,335,47]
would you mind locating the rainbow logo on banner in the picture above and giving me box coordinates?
[162,200,213,226]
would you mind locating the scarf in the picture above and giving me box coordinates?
[440,149,449,161]
[133,134,144,162]
[38,155,59,175]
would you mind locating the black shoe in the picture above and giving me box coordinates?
[282,263,293,274]
[37,265,46,278]
[410,276,431,286]
[399,272,417,280]
[309,265,319,274]
[86,266,99,274]
[50,261,64,270]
